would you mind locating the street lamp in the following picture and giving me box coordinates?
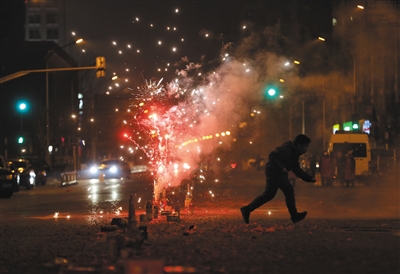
[45,38,83,164]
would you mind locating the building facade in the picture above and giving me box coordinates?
[24,0,67,46]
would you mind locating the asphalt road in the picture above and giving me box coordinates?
[0,171,399,274]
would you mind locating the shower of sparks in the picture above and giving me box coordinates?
[120,69,242,200]
[71,5,296,202]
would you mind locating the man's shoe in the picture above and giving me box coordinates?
[240,207,250,224]
[291,211,307,224]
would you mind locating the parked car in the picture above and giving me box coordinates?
[22,157,50,185]
[90,158,131,179]
[7,158,36,190]
[0,155,17,198]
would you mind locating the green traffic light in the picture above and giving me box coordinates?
[18,136,24,144]
[264,84,279,99]
[16,101,29,114]
[267,88,276,97]
[19,103,27,111]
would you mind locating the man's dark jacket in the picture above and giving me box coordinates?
[265,141,313,182]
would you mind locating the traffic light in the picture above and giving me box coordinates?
[96,56,106,78]
[18,136,24,144]
[264,84,279,99]
[267,88,276,96]
[18,103,27,111]
[16,101,29,113]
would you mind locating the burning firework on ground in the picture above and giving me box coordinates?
[123,75,232,201]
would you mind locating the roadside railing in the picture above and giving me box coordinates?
[60,171,77,187]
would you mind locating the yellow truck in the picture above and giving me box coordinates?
[328,131,371,181]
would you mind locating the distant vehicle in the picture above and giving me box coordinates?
[21,157,50,185]
[0,155,18,198]
[328,131,371,179]
[247,156,267,171]
[89,158,131,179]
[7,158,36,190]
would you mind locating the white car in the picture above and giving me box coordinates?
[90,158,131,179]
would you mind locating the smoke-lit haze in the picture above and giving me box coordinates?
[64,2,400,204]
[116,2,399,201]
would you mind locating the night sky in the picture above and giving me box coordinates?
[0,1,331,82]
[65,1,332,84]
[1,0,333,85]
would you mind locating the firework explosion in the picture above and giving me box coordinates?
[67,3,333,202]
[125,76,226,200]
[120,48,284,201]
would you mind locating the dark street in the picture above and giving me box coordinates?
[0,171,399,274]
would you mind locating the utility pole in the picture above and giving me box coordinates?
[353,56,357,114]
[302,100,305,135]
[289,104,292,139]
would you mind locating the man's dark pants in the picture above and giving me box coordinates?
[245,173,297,216]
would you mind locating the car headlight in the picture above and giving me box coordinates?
[90,166,98,173]
[110,166,117,173]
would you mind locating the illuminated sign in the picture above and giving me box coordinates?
[362,120,371,134]
[333,124,340,134]
[343,121,352,131]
